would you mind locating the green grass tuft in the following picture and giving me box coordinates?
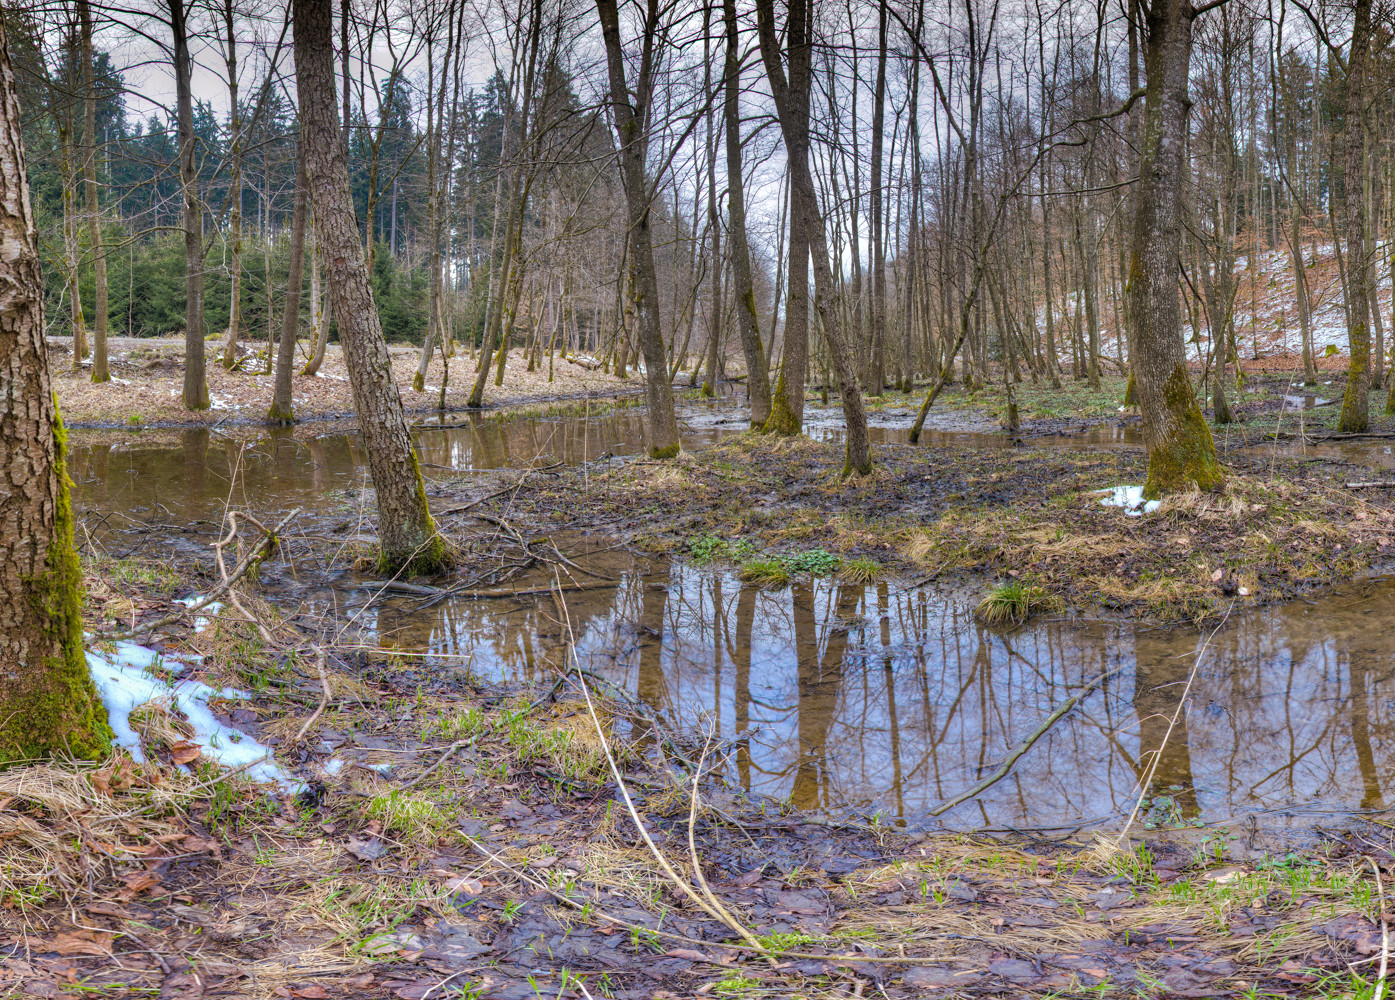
[975,581,1060,626]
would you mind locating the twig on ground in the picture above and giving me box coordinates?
[293,646,331,743]
[550,569,774,959]
[100,508,300,642]
[1371,857,1390,1000]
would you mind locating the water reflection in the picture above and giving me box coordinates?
[65,412,1395,839]
[367,559,1395,836]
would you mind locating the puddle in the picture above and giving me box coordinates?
[67,402,1395,841]
[362,550,1395,839]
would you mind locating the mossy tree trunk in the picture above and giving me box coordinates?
[1125,0,1223,497]
[0,20,111,762]
[596,0,681,458]
[293,0,446,573]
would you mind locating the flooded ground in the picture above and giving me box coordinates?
[69,403,1395,843]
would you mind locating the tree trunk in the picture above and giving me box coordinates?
[268,139,308,424]
[868,0,887,395]
[0,22,110,762]
[596,0,680,458]
[1338,0,1372,432]
[302,204,330,375]
[722,0,771,426]
[172,0,208,410]
[293,0,446,572]
[220,0,242,370]
[79,0,108,383]
[1125,0,1223,496]
[755,0,871,474]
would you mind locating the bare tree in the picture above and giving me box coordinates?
[596,0,680,457]
[294,0,447,571]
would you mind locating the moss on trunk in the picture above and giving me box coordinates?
[1142,366,1226,498]
[1,406,112,763]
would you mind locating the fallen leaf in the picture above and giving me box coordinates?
[40,931,113,956]
[290,987,331,998]
[116,870,162,901]
[665,949,711,962]
[169,742,201,765]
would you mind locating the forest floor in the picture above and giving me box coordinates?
[4,554,1393,1000]
[20,353,1395,997]
[495,422,1395,624]
[48,336,637,428]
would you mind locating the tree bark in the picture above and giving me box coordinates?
[302,204,330,375]
[268,139,308,424]
[595,0,680,458]
[1125,0,1223,495]
[171,0,208,410]
[868,0,888,395]
[220,0,243,370]
[722,0,771,426]
[0,21,109,761]
[79,0,108,383]
[293,0,446,572]
[1338,0,1372,431]
[755,0,871,474]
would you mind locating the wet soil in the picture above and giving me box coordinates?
[19,399,1395,997]
[495,426,1395,622]
[9,574,1395,999]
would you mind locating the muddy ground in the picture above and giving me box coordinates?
[6,561,1395,1000]
[488,424,1395,623]
[12,359,1395,997]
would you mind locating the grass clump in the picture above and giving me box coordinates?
[687,532,757,564]
[783,548,840,576]
[365,790,454,844]
[974,581,1059,625]
[839,556,881,584]
[737,558,791,588]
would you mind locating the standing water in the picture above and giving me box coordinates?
[68,406,1395,841]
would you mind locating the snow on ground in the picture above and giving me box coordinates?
[86,636,296,791]
[1096,485,1160,516]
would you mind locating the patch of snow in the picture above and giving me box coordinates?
[174,596,223,634]
[86,640,296,790]
[323,758,345,777]
[1096,485,1160,516]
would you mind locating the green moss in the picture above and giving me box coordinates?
[1339,328,1370,432]
[265,402,295,426]
[374,447,453,577]
[649,443,680,460]
[764,372,801,436]
[411,371,425,393]
[0,401,112,763]
[1142,365,1226,498]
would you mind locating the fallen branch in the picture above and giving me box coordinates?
[100,508,300,642]
[928,666,1123,817]
[1345,481,1395,489]
[293,646,331,743]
